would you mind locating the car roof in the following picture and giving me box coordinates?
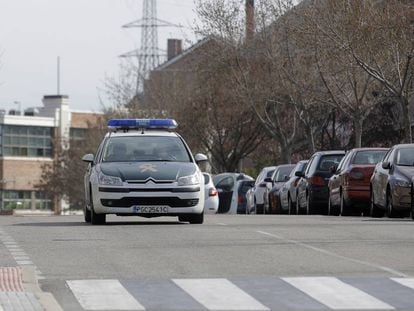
[313,150,345,156]
[348,147,389,152]
[275,164,296,169]
[105,130,179,138]
[393,144,414,149]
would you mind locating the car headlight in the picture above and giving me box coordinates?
[394,178,411,188]
[98,172,123,186]
[177,173,199,186]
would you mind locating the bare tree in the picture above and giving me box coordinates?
[308,0,414,143]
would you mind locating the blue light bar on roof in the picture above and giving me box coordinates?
[107,119,178,130]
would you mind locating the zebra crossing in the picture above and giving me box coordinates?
[59,276,414,311]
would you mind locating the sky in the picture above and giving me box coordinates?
[0,0,197,112]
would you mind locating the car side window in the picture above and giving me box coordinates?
[305,157,315,175]
[255,171,264,185]
[94,138,107,164]
[337,152,350,172]
[382,148,393,163]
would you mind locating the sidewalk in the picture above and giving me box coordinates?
[0,267,62,311]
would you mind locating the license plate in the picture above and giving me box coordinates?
[133,206,168,214]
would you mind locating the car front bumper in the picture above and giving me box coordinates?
[92,184,204,215]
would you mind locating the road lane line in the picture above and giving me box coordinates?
[391,278,414,290]
[256,230,408,277]
[173,278,269,310]
[216,223,227,226]
[283,277,394,310]
[67,280,145,310]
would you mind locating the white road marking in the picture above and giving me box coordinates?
[173,278,269,310]
[216,223,227,226]
[256,230,407,277]
[283,277,394,310]
[391,278,414,290]
[67,280,145,310]
[0,227,44,280]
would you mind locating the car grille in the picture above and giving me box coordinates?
[101,197,199,208]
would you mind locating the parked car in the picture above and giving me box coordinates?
[203,173,219,214]
[263,164,295,214]
[370,144,414,219]
[213,173,254,214]
[328,148,388,216]
[246,166,276,214]
[296,151,345,215]
[280,160,309,214]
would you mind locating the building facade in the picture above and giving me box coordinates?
[0,95,102,213]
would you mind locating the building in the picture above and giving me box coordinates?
[0,95,103,214]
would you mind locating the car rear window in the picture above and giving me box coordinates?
[238,181,255,194]
[318,155,344,171]
[102,136,191,163]
[273,166,294,182]
[352,150,387,165]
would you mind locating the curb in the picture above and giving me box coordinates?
[22,266,63,311]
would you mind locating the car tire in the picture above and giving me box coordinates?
[188,213,204,224]
[90,191,106,225]
[84,205,91,223]
[370,189,384,218]
[328,196,339,216]
[306,193,311,215]
[288,196,293,215]
[340,191,352,216]
[386,190,399,218]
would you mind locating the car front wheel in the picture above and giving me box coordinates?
[90,190,106,225]
[188,213,204,224]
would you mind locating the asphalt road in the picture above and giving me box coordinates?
[0,214,414,310]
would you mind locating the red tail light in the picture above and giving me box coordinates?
[209,188,218,197]
[310,176,325,186]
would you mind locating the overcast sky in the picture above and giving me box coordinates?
[0,0,197,112]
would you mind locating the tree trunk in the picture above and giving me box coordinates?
[400,97,412,143]
[279,144,292,164]
[353,117,363,148]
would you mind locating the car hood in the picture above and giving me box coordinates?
[395,166,414,180]
[99,162,196,182]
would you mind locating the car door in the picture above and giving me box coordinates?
[298,156,316,207]
[215,176,235,213]
[330,152,351,206]
[376,148,395,207]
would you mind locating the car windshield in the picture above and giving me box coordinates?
[102,136,191,163]
[396,148,414,166]
[353,150,387,165]
[274,166,294,182]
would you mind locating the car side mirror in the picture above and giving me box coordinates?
[82,154,94,163]
[382,161,391,170]
[194,153,208,164]
[264,177,273,183]
[295,171,304,177]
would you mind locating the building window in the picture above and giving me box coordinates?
[0,190,52,210]
[70,128,87,141]
[1,125,53,157]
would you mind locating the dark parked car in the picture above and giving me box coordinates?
[213,173,254,214]
[280,160,309,214]
[370,144,414,219]
[328,148,388,216]
[263,164,295,214]
[296,151,345,214]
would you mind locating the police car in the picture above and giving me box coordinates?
[81,119,207,225]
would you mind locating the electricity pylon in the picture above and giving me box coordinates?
[121,0,178,95]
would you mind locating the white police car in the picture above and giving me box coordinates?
[82,119,207,225]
